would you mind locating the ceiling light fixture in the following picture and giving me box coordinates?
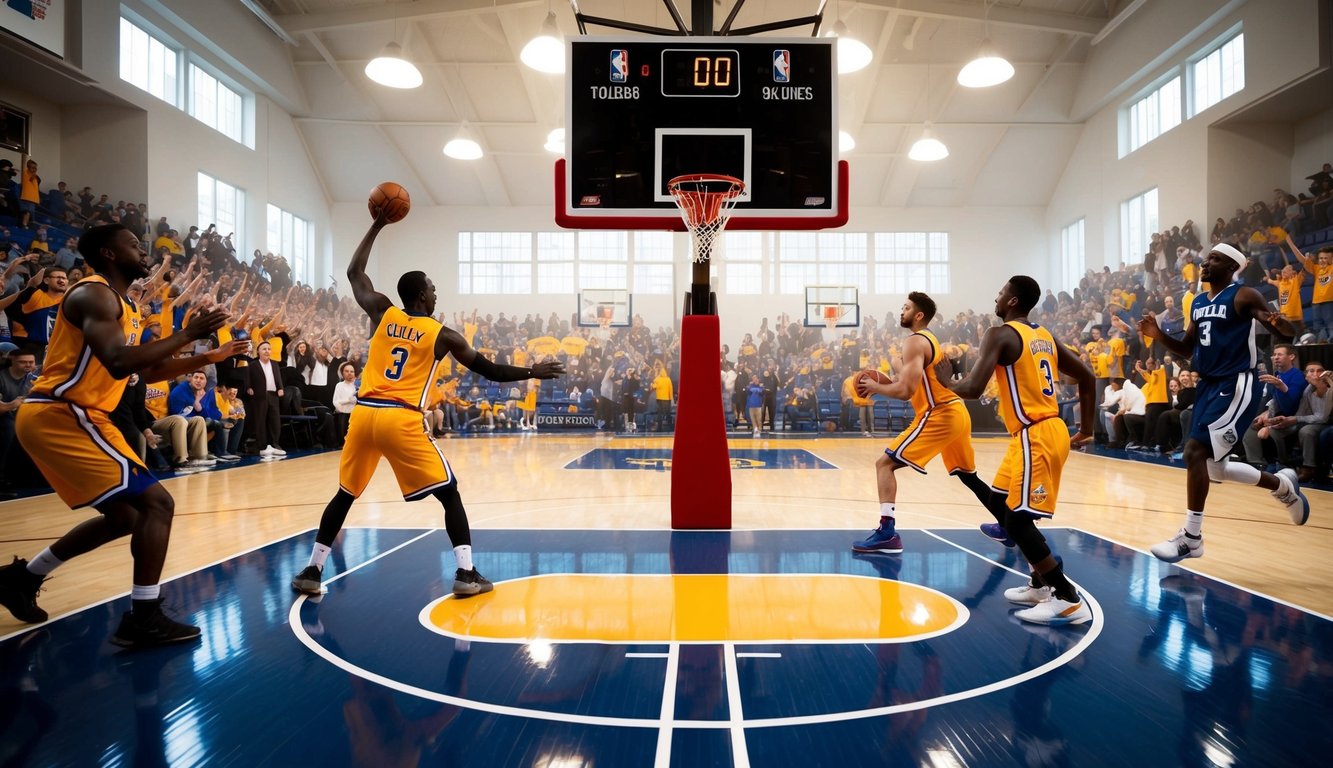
[838,130,855,153]
[444,127,483,160]
[957,1,1013,88]
[830,21,873,74]
[909,126,948,162]
[521,10,565,74]
[365,42,423,89]
[544,128,566,154]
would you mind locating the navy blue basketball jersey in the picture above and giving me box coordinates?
[1189,282,1257,378]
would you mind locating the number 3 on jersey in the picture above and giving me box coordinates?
[384,346,409,380]
[1038,358,1056,397]
[1197,320,1211,346]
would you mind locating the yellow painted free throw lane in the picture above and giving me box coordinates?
[428,574,961,643]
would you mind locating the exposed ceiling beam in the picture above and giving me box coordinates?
[303,31,346,83]
[1016,34,1079,113]
[275,0,542,34]
[854,0,1105,37]
[959,126,1008,204]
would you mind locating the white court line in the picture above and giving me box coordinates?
[1064,526,1333,622]
[736,652,782,658]
[653,643,680,768]
[724,642,752,768]
[627,652,670,658]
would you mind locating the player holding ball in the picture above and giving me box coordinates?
[852,292,999,555]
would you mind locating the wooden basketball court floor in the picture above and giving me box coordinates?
[1,434,1330,767]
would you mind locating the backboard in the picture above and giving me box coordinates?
[559,36,845,231]
[804,285,859,328]
[577,288,632,328]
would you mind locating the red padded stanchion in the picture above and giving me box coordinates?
[671,315,731,528]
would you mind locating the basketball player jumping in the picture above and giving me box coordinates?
[852,291,1006,553]
[948,276,1098,626]
[1137,243,1309,563]
[0,224,249,647]
[291,211,564,598]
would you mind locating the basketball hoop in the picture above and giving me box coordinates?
[822,305,844,332]
[667,174,745,263]
[595,304,614,339]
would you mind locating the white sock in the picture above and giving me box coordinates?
[454,544,473,571]
[879,502,896,519]
[309,543,332,568]
[26,548,63,576]
[131,584,161,601]
[1221,460,1262,486]
[1184,510,1204,538]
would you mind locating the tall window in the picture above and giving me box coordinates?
[633,232,674,294]
[536,232,575,293]
[190,64,245,144]
[197,172,244,252]
[775,232,868,294]
[873,232,949,294]
[266,205,312,285]
[1060,218,1085,292]
[458,233,532,294]
[119,17,178,106]
[577,231,628,290]
[1127,77,1181,153]
[723,232,764,294]
[1192,33,1244,116]
[1120,188,1158,265]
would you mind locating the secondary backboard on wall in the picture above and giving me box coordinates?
[804,285,859,328]
[558,36,847,231]
[577,288,632,327]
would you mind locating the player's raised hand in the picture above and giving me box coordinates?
[530,360,566,379]
[185,308,230,340]
[207,339,252,362]
[1137,311,1161,340]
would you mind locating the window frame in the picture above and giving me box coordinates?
[873,232,950,295]
[198,172,246,257]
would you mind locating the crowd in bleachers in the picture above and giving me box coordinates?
[2,153,1332,498]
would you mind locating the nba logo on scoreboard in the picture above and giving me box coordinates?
[610,49,629,82]
[773,50,790,82]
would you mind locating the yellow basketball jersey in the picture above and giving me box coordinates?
[910,329,961,412]
[358,306,444,409]
[31,275,142,412]
[994,321,1060,434]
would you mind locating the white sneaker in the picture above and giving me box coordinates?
[1273,468,1311,525]
[1014,594,1092,626]
[259,446,274,457]
[1004,583,1053,605]
[187,458,216,468]
[753,431,761,438]
[1151,528,1204,563]
[268,445,287,456]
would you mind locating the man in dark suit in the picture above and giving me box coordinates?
[245,340,286,457]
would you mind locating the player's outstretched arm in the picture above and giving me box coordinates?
[946,325,1017,400]
[1236,285,1296,341]
[1054,341,1096,445]
[436,326,566,382]
[346,213,394,326]
[63,282,233,380]
[1137,310,1195,358]
[860,335,926,400]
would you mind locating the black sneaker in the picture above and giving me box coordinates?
[291,565,323,595]
[110,600,201,649]
[0,557,48,623]
[452,567,494,597]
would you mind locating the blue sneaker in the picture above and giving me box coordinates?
[979,522,1016,547]
[852,526,902,554]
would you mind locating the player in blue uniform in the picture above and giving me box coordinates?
[1138,243,1310,563]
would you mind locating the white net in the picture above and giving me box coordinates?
[667,174,745,264]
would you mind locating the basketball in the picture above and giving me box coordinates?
[856,369,890,397]
[368,181,411,223]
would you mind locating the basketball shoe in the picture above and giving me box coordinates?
[1013,594,1092,626]
[979,523,1016,547]
[1273,468,1310,525]
[1151,528,1204,563]
[0,557,47,623]
[291,565,323,595]
[453,568,494,597]
[852,526,903,554]
[110,600,201,649]
[1004,583,1053,605]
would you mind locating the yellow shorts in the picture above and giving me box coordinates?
[339,403,454,500]
[991,417,1070,518]
[16,399,155,509]
[883,401,975,475]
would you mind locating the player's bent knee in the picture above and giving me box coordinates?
[875,453,900,471]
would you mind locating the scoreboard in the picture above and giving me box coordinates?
[562,37,839,227]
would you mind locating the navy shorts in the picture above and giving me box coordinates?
[1189,372,1260,460]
